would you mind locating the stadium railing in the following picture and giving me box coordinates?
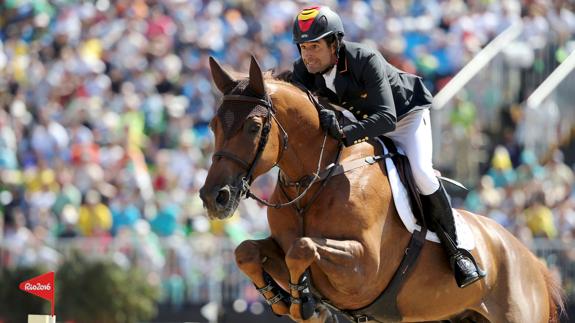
[522,48,575,159]
[431,21,573,186]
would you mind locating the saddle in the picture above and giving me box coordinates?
[327,100,428,226]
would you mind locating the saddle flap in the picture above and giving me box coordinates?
[376,137,476,250]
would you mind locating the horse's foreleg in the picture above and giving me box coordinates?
[285,237,319,320]
[285,237,364,321]
[234,237,290,315]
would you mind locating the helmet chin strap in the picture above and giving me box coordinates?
[318,36,342,75]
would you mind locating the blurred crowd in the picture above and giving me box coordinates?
[0,0,574,307]
[461,147,574,242]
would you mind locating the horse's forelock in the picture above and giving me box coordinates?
[216,79,268,140]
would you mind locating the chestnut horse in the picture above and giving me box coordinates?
[199,56,564,322]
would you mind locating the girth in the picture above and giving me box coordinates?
[311,137,429,323]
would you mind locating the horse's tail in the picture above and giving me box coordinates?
[540,260,566,323]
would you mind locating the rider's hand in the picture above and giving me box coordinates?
[319,109,344,141]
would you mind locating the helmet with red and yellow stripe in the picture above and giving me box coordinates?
[292,6,344,44]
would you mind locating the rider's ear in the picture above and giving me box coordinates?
[248,55,266,97]
[209,56,236,94]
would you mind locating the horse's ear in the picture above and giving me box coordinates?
[248,56,266,97]
[209,56,235,93]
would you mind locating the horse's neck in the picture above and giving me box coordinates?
[270,83,340,182]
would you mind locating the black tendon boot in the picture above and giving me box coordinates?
[421,183,486,288]
[289,270,316,320]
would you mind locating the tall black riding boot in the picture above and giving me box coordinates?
[421,182,486,288]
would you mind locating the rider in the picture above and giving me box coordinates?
[290,5,485,288]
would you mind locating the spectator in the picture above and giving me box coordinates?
[515,149,546,184]
[0,109,18,170]
[3,208,33,264]
[544,149,574,204]
[487,145,517,188]
[58,204,80,239]
[78,190,112,237]
[523,192,558,239]
[149,194,181,237]
[110,193,141,235]
[51,168,82,217]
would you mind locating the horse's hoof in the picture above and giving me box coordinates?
[300,294,317,320]
[315,304,338,323]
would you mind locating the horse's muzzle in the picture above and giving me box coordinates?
[199,184,240,220]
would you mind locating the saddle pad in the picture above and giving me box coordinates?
[375,137,475,250]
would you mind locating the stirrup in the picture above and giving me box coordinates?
[451,249,486,288]
[289,272,316,320]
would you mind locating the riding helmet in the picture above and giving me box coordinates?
[292,6,344,44]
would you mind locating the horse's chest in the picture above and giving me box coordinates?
[268,209,351,251]
[273,210,361,243]
[304,211,361,238]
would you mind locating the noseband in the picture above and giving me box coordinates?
[213,94,289,199]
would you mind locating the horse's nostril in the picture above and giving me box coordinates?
[216,187,231,207]
[199,187,207,204]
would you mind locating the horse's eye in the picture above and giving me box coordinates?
[249,123,261,134]
[245,119,262,135]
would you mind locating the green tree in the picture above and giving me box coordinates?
[57,252,161,323]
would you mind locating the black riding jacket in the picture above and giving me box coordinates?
[292,40,433,146]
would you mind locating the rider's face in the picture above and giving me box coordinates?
[299,39,337,74]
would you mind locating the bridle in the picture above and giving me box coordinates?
[213,94,286,198]
[213,92,337,209]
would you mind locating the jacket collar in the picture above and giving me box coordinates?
[336,43,348,74]
[332,43,349,102]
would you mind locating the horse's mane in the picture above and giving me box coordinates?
[271,70,294,83]
[269,70,306,92]
[226,69,305,96]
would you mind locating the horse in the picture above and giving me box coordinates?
[199,56,564,323]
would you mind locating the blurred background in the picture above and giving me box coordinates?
[0,0,574,322]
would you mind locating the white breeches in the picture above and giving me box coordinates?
[385,109,439,195]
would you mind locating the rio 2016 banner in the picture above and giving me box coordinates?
[19,271,56,321]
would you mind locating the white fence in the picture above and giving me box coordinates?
[522,48,575,158]
[431,22,574,186]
